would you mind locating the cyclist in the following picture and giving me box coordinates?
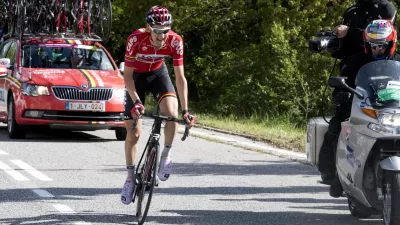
[121,5,196,205]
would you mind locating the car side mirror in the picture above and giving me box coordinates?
[0,67,8,78]
[0,58,11,69]
[119,62,125,74]
[328,76,346,88]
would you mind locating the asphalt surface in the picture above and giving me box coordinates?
[0,119,385,225]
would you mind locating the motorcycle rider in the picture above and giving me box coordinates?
[318,0,398,184]
[328,19,400,197]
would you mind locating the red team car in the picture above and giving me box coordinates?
[0,36,127,139]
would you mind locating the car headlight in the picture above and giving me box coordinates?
[22,83,50,96]
[114,88,125,98]
[368,123,395,135]
[379,113,400,127]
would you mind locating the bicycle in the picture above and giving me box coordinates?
[90,0,112,42]
[131,107,191,225]
[54,0,70,33]
[70,0,91,36]
[28,0,56,35]
[2,0,23,39]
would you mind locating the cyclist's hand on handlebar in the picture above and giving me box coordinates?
[182,110,196,128]
[334,25,348,38]
[130,100,145,120]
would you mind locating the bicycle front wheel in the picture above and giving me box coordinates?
[135,142,159,225]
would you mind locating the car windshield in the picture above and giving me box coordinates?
[355,60,400,108]
[21,44,115,70]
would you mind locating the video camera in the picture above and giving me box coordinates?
[308,31,340,53]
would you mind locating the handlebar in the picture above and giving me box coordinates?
[130,112,191,141]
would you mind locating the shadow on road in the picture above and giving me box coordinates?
[156,185,328,195]
[0,126,117,143]
[149,209,383,225]
[0,185,330,204]
[211,197,345,204]
[172,161,317,176]
[101,161,319,176]
[0,188,120,202]
[0,209,383,225]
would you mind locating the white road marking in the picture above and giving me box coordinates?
[32,189,55,198]
[0,160,29,181]
[0,150,9,155]
[75,222,92,225]
[53,204,76,214]
[183,128,307,159]
[10,160,53,181]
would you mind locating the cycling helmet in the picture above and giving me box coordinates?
[146,6,173,26]
[363,19,397,60]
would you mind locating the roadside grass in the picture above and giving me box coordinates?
[144,95,306,152]
[195,114,306,152]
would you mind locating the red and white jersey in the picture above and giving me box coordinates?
[124,28,184,73]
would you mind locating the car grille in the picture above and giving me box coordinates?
[41,111,124,121]
[52,87,113,101]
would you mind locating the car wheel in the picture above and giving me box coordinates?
[7,96,26,139]
[115,127,127,141]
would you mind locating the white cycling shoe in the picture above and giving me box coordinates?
[121,180,135,205]
[158,158,172,181]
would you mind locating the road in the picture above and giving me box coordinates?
[0,119,384,225]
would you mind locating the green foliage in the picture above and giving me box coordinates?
[106,0,368,128]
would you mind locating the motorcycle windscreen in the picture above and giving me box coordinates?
[355,60,400,108]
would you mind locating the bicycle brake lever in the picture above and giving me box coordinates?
[181,127,190,141]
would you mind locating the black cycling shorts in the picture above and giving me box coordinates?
[124,63,176,120]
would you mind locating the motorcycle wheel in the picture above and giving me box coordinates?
[347,198,371,218]
[383,171,400,225]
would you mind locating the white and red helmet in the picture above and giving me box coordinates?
[363,19,397,58]
[146,6,173,26]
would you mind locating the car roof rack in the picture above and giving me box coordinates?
[21,33,104,43]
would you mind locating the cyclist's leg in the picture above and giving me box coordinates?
[150,63,178,181]
[121,72,146,205]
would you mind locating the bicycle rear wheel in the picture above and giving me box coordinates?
[135,142,159,225]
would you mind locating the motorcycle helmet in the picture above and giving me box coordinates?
[363,19,397,60]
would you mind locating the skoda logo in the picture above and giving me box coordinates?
[81,84,88,89]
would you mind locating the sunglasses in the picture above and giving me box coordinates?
[149,26,170,34]
[370,42,389,50]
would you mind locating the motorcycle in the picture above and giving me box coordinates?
[307,60,400,225]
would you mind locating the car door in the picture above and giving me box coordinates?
[0,41,12,121]
[2,41,18,121]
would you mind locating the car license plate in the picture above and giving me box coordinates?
[66,102,105,112]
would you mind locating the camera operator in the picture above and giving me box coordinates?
[330,0,397,65]
[329,20,400,197]
[318,0,398,185]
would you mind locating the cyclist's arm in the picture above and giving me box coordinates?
[174,65,188,111]
[123,66,140,102]
[171,34,187,111]
[124,34,141,102]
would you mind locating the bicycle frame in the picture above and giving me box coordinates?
[134,112,164,192]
